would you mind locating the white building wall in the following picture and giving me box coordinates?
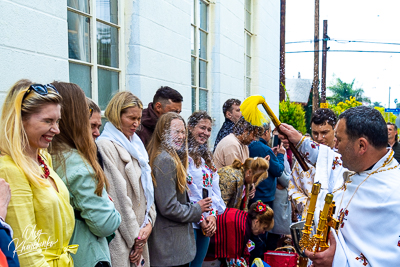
[254,0,281,115]
[210,0,281,144]
[0,0,69,106]
[0,0,280,138]
[126,0,193,119]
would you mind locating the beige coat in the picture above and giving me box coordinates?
[97,139,156,267]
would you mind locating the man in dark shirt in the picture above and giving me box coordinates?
[387,122,400,163]
[213,98,242,151]
[247,122,285,262]
[137,86,183,147]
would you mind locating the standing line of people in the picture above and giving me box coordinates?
[0,82,283,267]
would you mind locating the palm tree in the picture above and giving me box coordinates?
[372,101,383,108]
[327,78,370,105]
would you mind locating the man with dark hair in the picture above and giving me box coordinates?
[387,122,400,162]
[213,117,263,169]
[213,98,242,151]
[279,106,400,267]
[290,108,339,219]
[137,86,183,146]
[310,108,337,148]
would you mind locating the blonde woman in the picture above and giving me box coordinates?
[147,112,212,267]
[0,79,76,266]
[218,157,270,211]
[96,92,156,267]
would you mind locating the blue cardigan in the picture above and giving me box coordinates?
[248,138,285,204]
[0,222,20,266]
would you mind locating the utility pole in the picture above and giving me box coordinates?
[321,20,329,104]
[312,0,320,112]
[279,0,286,102]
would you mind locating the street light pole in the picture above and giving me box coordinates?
[388,86,391,108]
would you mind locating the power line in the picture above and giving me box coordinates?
[286,39,400,46]
[286,49,400,54]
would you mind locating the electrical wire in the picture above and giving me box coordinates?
[286,50,400,54]
[286,39,400,46]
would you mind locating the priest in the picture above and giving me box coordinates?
[280,106,400,267]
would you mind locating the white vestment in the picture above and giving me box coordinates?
[297,136,400,266]
[289,138,343,221]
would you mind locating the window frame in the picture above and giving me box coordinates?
[67,0,125,106]
[244,0,253,97]
[191,0,211,113]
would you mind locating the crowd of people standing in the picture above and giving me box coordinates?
[1,79,400,267]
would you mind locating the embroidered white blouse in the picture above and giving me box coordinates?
[187,156,226,229]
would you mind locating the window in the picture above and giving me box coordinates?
[67,0,124,110]
[244,0,252,97]
[191,0,209,113]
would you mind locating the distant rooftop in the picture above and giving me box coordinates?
[285,77,312,104]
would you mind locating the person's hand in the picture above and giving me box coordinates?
[201,216,216,237]
[0,179,11,219]
[198,197,212,213]
[137,223,152,243]
[129,245,143,265]
[249,183,256,199]
[304,232,336,267]
[277,123,303,147]
[276,143,286,155]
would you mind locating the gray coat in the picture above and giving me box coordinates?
[148,150,202,266]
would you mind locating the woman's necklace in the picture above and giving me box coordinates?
[38,155,50,179]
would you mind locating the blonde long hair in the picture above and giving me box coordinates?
[231,157,269,185]
[0,79,62,188]
[148,112,188,193]
[49,82,109,196]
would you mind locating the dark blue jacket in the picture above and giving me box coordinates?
[248,138,284,204]
[213,118,235,152]
[0,223,20,266]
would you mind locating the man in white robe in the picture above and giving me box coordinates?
[289,108,342,221]
[280,106,400,267]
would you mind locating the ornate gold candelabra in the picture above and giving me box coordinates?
[295,183,340,267]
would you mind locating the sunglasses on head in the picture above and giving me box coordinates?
[22,84,59,102]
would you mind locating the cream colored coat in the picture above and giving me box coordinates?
[97,139,156,267]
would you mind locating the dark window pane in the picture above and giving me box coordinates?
[191,0,195,25]
[68,0,89,13]
[191,26,195,55]
[199,89,207,111]
[97,22,119,68]
[199,60,207,88]
[199,0,208,31]
[192,87,197,113]
[68,11,90,62]
[98,68,119,110]
[245,0,251,12]
[199,31,207,59]
[96,0,118,24]
[245,10,251,32]
[246,33,251,55]
[69,63,91,97]
[191,56,196,86]
[246,77,251,97]
[246,55,251,77]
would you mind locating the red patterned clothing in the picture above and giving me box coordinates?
[209,208,251,263]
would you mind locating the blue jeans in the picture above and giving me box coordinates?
[190,228,210,267]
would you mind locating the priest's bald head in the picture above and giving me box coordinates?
[334,106,388,173]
